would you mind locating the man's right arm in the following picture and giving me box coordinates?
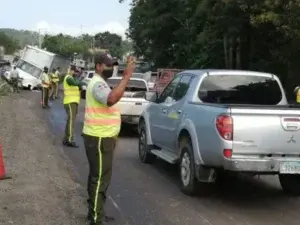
[66,76,85,86]
[106,60,135,106]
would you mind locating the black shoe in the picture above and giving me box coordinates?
[103,215,115,222]
[63,141,79,148]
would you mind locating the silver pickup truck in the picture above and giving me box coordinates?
[138,69,300,196]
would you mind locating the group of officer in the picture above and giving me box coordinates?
[40,66,60,108]
[41,52,136,225]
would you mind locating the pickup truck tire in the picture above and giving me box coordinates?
[138,123,156,164]
[81,90,86,99]
[279,174,300,196]
[179,138,198,196]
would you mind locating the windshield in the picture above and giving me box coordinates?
[117,62,151,74]
[16,59,42,78]
[198,75,283,105]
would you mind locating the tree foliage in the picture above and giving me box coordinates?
[42,32,131,59]
[0,31,19,54]
[127,0,300,98]
[94,32,123,58]
[42,33,91,58]
[0,28,39,48]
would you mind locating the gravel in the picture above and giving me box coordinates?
[0,92,87,225]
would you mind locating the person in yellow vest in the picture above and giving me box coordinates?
[294,86,300,103]
[41,66,51,108]
[82,53,135,225]
[48,68,55,100]
[62,65,85,147]
[50,68,60,100]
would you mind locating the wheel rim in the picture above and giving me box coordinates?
[139,130,146,158]
[180,152,191,186]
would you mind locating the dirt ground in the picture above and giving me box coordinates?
[0,92,87,225]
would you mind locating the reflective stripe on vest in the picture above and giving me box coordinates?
[63,74,80,104]
[297,89,300,103]
[51,73,59,83]
[83,75,121,137]
[42,72,50,88]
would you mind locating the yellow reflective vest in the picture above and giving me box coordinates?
[297,89,300,103]
[63,74,80,104]
[83,75,121,137]
[51,72,59,83]
[41,72,50,88]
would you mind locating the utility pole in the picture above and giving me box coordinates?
[38,29,47,48]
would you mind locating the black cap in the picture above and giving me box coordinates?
[70,65,76,71]
[94,52,118,67]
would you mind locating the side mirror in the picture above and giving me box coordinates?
[145,91,157,102]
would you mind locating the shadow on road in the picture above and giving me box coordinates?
[150,158,290,210]
[119,124,139,138]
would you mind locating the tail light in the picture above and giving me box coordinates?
[216,115,233,140]
[223,149,232,158]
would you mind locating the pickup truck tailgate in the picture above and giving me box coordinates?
[231,108,300,155]
[115,97,149,116]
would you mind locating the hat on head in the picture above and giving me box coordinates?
[94,52,119,67]
[70,65,76,71]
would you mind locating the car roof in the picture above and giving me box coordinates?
[179,69,273,77]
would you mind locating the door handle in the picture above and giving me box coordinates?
[162,108,167,113]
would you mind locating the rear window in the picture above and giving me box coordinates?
[198,75,282,105]
[107,78,147,91]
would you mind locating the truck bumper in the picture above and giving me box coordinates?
[223,157,300,173]
[121,115,140,125]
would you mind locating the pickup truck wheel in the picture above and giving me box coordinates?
[138,124,156,164]
[179,139,198,195]
[279,174,300,196]
[81,90,86,99]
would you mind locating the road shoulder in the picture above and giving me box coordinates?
[0,93,86,225]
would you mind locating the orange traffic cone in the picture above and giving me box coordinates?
[0,145,11,180]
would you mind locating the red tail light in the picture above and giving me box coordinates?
[216,115,233,140]
[223,149,232,158]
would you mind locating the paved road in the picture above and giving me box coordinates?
[44,94,300,225]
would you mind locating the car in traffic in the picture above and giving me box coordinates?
[138,69,300,196]
[108,77,149,126]
[80,70,95,99]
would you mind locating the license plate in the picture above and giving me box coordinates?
[280,162,300,174]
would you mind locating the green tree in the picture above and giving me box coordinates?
[42,33,91,58]
[0,31,19,54]
[94,32,123,58]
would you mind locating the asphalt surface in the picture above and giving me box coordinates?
[44,93,300,225]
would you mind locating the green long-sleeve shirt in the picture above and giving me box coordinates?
[66,76,85,87]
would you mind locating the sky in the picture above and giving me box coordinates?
[0,0,131,39]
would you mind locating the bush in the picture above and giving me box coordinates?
[0,79,13,96]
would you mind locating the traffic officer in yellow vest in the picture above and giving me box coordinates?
[82,53,135,225]
[41,66,51,108]
[50,68,59,100]
[62,65,85,147]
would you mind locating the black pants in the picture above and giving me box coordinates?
[11,78,20,92]
[83,134,117,225]
[41,87,49,106]
[64,103,78,143]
